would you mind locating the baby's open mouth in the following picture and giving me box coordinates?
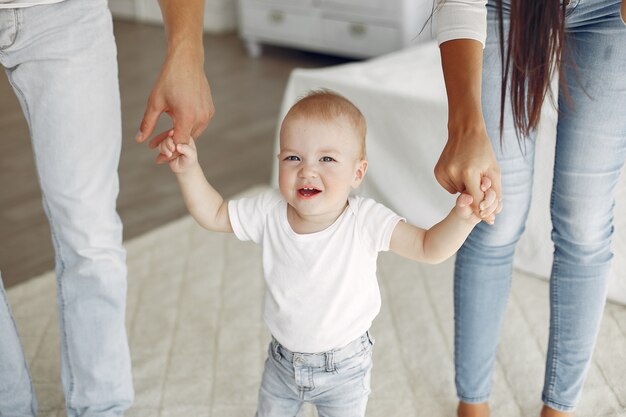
[298,187,321,198]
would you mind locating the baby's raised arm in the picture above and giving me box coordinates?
[389,177,499,264]
[160,137,233,233]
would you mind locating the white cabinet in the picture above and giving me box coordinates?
[238,0,433,58]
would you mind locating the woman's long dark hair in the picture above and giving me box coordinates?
[497,0,567,141]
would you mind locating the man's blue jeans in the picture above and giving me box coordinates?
[454,0,626,412]
[0,1,132,416]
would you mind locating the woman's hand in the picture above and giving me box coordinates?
[437,39,503,220]
[435,126,502,220]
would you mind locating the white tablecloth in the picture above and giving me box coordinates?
[272,41,626,305]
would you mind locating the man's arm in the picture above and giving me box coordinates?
[136,0,215,163]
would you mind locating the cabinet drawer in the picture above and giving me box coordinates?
[246,0,313,6]
[320,18,400,57]
[319,0,382,12]
[240,7,317,43]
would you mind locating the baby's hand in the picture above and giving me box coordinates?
[455,177,502,225]
[477,176,502,225]
[158,136,198,174]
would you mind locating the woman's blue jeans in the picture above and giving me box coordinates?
[0,1,132,416]
[454,0,626,412]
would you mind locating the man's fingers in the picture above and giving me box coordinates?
[190,120,210,141]
[156,150,180,164]
[136,105,161,143]
[172,119,194,144]
[149,129,174,149]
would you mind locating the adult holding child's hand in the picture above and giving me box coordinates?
[435,0,626,416]
[135,0,215,164]
[434,39,502,219]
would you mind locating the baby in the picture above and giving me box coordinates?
[157,90,498,417]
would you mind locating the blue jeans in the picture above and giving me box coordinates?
[0,1,132,416]
[256,332,374,417]
[454,0,626,412]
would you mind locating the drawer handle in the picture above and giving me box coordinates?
[269,10,285,24]
[349,23,367,37]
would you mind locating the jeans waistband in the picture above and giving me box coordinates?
[271,331,374,372]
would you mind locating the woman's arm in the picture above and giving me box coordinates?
[434,39,501,215]
[433,0,501,217]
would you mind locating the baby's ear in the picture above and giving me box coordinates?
[352,159,368,188]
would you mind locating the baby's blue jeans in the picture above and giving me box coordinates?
[256,332,374,417]
[454,0,626,412]
[0,1,131,416]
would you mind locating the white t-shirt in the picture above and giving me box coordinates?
[436,0,488,47]
[0,0,65,8]
[229,189,404,353]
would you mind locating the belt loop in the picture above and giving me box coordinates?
[272,339,281,360]
[325,350,336,372]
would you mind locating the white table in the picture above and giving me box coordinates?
[272,41,626,305]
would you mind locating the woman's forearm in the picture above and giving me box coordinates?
[440,39,486,137]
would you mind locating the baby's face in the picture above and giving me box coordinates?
[278,116,367,220]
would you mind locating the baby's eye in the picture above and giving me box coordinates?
[284,155,300,161]
[320,156,335,162]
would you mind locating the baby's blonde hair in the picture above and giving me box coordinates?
[282,90,367,159]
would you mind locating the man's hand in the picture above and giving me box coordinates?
[136,45,214,164]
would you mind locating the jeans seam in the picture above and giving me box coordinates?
[453,252,464,398]
[546,184,560,402]
[43,196,76,413]
[5,70,32,138]
[458,394,491,403]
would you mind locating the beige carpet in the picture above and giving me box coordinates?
[6,186,626,417]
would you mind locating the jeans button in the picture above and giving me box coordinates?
[294,356,304,366]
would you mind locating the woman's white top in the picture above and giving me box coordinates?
[436,0,488,46]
